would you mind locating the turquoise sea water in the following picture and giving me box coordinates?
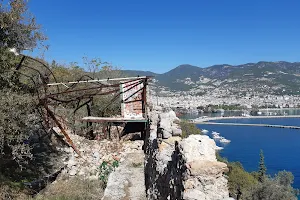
[196,118,300,190]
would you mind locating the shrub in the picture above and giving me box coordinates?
[98,159,119,187]
[0,177,30,200]
[226,162,258,199]
[218,153,298,200]
[0,90,43,166]
[179,120,202,138]
[243,178,298,200]
[216,152,228,163]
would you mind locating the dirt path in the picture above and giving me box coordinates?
[102,142,146,200]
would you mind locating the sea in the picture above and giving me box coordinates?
[183,111,300,190]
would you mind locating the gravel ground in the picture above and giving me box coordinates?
[102,141,146,200]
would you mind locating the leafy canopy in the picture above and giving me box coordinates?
[0,0,46,51]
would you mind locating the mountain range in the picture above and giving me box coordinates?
[124,61,300,95]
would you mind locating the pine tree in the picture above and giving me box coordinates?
[258,149,267,183]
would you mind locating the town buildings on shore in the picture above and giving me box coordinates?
[150,86,300,110]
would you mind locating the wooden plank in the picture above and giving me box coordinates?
[47,76,151,86]
[81,116,147,123]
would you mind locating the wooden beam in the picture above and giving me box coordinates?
[81,116,147,123]
[47,76,152,87]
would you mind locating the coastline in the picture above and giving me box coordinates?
[192,115,300,123]
[196,117,300,192]
[259,108,300,111]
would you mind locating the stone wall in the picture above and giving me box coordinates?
[145,106,231,200]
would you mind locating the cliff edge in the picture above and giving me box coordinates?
[145,105,231,200]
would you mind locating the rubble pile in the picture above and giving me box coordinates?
[53,128,143,180]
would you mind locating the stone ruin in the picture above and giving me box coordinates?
[143,106,232,200]
[44,105,232,200]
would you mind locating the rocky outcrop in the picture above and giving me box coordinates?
[157,108,182,139]
[145,106,230,200]
[181,135,218,162]
[182,135,229,200]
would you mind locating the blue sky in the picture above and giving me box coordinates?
[28,0,300,73]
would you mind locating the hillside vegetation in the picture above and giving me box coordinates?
[127,62,300,94]
[217,151,299,200]
[0,1,123,199]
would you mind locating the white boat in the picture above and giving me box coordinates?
[213,134,223,139]
[215,146,224,150]
[212,131,220,135]
[220,138,231,143]
[202,129,209,134]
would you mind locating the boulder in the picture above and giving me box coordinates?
[162,129,172,139]
[181,135,229,200]
[160,117,172,131]
[171,127,182,136]
[69,166,77,176]
[155,106,163,112]
[93,152,100,159]
[189,160,228,176]
[168,110,179,121]
[180,135,217,162]
[67,157,77,168]
[183,189,206,200]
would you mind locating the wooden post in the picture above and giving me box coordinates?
[86,102,94,139]
[142,79,147,118]
[40,100,81,157]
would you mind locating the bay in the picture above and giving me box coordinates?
[196,117,300,189]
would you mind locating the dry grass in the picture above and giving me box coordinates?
[0,177,105,200]
[132,162,143,168]
[0,184,30,200]
[34,178,105,200]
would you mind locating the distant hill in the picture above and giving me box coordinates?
[124,61,300,95]
[154,64,204,91]
[122,70,157,77]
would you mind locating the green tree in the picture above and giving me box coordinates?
[0,0,46,51]
[227,162,258,200]
[275,170,294,187]
[0,0,46,88]
[0,92,41,165]
[258,149,267,183]
[244,178,297,200]
[217,154,298,200]
[0,0,46,167]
